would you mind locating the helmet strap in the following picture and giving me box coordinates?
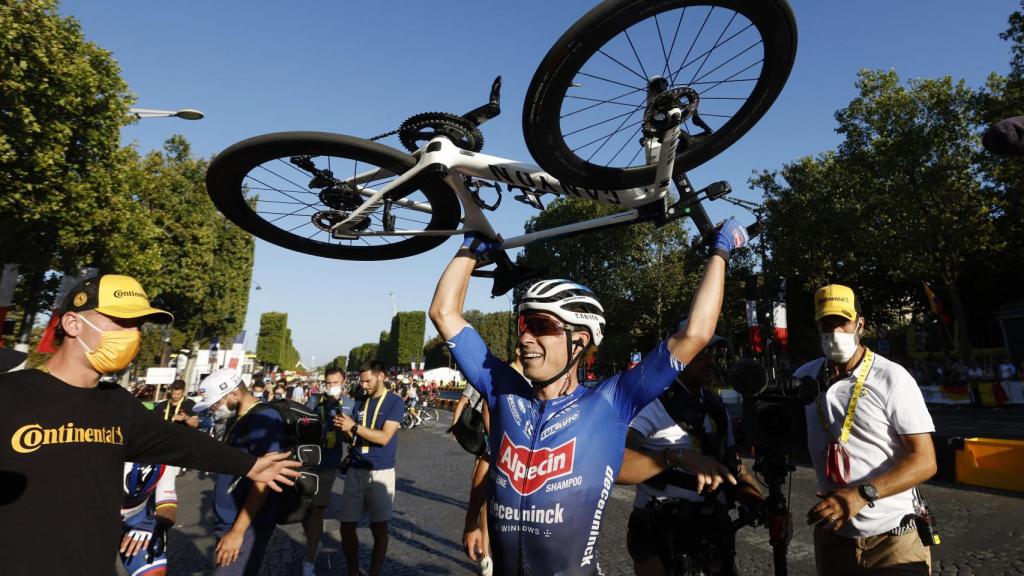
[530,329,589,391]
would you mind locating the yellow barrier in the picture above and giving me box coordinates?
[955,437,1024,492]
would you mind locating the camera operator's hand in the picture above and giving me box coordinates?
[666,447,736,493]
[807,487,866,532]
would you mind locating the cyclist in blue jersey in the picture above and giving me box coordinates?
[429,220,749,576]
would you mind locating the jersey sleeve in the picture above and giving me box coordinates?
[447,325,524,406]
[611,340,686,423]
[124,390,256,475]
[154,466,178,511]
[385,394,405,423]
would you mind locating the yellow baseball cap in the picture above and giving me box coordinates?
[814,284,860,321]
[61,274,173,324]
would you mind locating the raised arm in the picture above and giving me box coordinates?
[429,235,499,341]
[667,219,748,366]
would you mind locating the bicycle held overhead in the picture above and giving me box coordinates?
[206,0,797,294]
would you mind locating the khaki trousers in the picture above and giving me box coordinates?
[814,525,931,576]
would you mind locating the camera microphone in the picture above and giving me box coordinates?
[728,359,767,398]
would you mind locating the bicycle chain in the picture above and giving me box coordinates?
[369,112,484,153]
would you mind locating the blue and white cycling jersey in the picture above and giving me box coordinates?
[448,326,685,575]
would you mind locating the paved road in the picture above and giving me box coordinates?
[167,413,1024,575]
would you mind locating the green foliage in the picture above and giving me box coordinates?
[328,355,347,371]
[752,69,1012,359]
[376,330,391,366]
[348,342,380,370]
[0,0,133,273]
[390,311,426,367]
[423,334,450,369]
[464,309,516,362]
[256,312,288,367]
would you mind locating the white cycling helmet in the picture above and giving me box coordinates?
[518,279,605,347]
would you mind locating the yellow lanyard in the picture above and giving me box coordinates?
[816,348,874,445]
[224,400,260,443]
[164,399,183,420]
[360,390,386,453]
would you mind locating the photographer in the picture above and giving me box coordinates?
[619,333,763,576]
[797,285,936,576]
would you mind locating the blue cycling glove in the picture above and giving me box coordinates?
[461,232,500,258]
[711,218,749,260]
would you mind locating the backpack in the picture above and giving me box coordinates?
[249,399,325,524]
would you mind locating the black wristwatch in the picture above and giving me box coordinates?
[858,483,879,507]
[350,424,359,436]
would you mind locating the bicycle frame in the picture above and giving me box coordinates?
[331,110,687,251]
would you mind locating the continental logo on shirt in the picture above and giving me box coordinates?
[10,422,125,454]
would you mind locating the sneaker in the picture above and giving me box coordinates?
[480,555,493,576]
[302,561,315,576]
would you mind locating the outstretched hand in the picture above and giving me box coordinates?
[245,451,301,492]
[711,217,749,258]
[461,232,501,257]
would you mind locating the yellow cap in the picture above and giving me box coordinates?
[63,274,173,324]
[814,284,859,321]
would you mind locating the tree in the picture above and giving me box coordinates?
[328,355,347,371]
[423,335,451,369]
[389,311,427,367]
[753,70,1001,359]
[0,0,133,340]
[256,312,288,368]
[376,331,391,367]
[348,342,380,370]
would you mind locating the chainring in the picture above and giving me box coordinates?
[398,112,484,153]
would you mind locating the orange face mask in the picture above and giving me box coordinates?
[75,314,141,373]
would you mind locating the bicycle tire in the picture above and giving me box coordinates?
[402,412,414,429]
[421,409,438,429]
[523,0,797,189]
[206,132,462,261]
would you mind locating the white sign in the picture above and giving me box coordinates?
[145,367,177,386]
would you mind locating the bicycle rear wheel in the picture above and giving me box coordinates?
[523,0,797,189]
[421,409,438,429]
[206,132,462,261]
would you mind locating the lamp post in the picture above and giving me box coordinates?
[129,107,205,120]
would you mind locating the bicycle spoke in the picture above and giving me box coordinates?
[669,20,755,86]
[605,124,644,167]
[575,70,644,92]
[622,28,650,81]
[246,174,318,209]
[696,59,763,95]
[584,106,644,162]
[597,47,649,84]
[687,12,739,86]
[658,8,687,79]
[691,38,759,88]
[564,105,644,138]
[671,6,713,86]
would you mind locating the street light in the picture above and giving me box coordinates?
[129,107,205,120]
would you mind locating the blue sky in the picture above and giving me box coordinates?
[60,0,1020,368]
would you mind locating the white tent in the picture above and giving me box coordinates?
[422,367,464,384]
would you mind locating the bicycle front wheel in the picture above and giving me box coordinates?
[421,409,438,429]
[206,132,462,261]
[523,0,797,189]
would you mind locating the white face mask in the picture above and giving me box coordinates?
[820,331,859,363]
[213,404,233,422]
[328,386,342,399]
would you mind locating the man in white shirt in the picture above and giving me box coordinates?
[796,284,937,576]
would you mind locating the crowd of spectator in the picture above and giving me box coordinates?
[907,356,1023,386]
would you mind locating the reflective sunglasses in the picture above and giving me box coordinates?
[517,315,567,338]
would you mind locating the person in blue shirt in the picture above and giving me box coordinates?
[299,366,348,576]
[333,361,405,576]
[428,221,748,576]
[195,369,285,576]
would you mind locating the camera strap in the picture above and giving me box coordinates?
[815,348,874,445]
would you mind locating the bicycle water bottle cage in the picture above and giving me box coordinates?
[467,178,502,211]
[398,112,484,153]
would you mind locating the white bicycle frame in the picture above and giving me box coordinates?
[330,108,686,250]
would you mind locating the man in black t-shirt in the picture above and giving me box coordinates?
[153,379,199,427]
[0,273,300,576]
